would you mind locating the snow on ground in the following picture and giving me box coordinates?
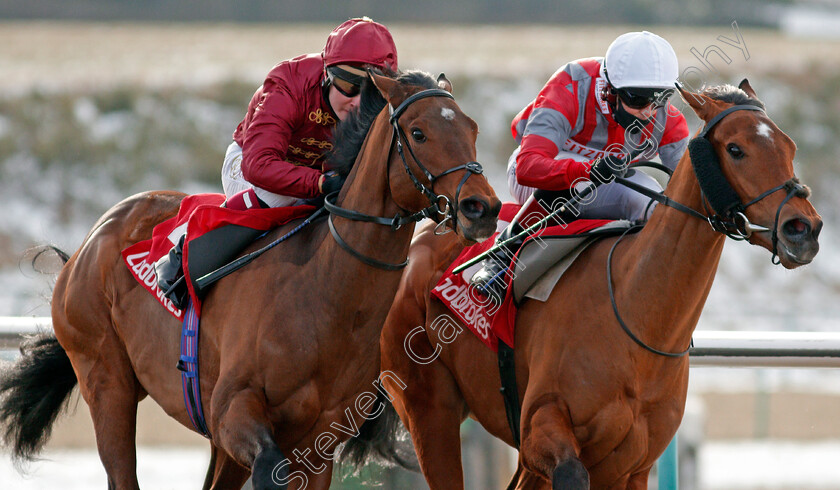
[3,442,840,489]
[700,440,840,490]
[0,447,210,490]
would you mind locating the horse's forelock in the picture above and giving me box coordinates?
[395,70,439,90]
[702,84,765,110]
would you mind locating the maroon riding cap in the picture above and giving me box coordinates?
[323,17,398,70]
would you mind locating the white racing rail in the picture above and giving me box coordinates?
[689,330,840,368]
[3,316,840,368]
[0,316,53,349]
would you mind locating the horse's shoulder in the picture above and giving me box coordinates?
[410,221,467,268]
[405,220,477,302]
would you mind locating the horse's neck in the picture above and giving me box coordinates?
[617,157,726,352]
[326,116,415,273]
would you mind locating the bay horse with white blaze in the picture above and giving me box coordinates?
[0,70,500,489]
[344,81,822,489]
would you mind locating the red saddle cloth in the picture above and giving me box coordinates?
[121,193,314,319]
[432,203,609,352]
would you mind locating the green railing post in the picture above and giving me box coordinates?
[657,435,678,490]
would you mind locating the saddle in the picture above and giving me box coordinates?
[433,213,633,352]
[512,220,633,303]
[121,194,316,319]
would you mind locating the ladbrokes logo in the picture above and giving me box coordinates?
[125,250,184,319]
[432,276,492,341]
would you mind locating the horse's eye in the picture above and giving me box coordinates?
[411,128,427,142]
[727,143,744,159]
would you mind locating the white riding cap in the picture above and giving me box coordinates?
[601,31,679,89]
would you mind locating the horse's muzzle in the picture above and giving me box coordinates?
[458,196,501,242]
[777,215,822,266]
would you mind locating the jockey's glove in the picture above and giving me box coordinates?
[321,170,346,195]
[587,140,653,186]
[588,153,628,186]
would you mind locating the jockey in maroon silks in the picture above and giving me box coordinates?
[155,17,398,307]
[471,31,690,302]
[222,16,399,210]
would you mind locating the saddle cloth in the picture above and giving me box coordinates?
[432,203,630,352]
[121,193,314,319]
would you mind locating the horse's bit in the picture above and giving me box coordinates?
[325,88,484,270]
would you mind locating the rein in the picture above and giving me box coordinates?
[325,88,484,270]
[606,224,691,357]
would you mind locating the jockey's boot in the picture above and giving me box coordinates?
[469,221,524,304]
[154,234,189,310]
[469,194,553,303]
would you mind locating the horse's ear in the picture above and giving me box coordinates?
[677,84,717,122]
[369,71,399,102]
[437,73,453,93]
[738,78,758,99]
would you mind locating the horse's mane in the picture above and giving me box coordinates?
[702,83,765,109]
[327,69,440,177]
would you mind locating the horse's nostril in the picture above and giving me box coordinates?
[459,198,487,219]
[783,218,811,241]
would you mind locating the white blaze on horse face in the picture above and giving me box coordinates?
[441,108,456,121]
[756,122,773,139]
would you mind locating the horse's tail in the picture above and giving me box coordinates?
[27,244,71,272]
[1,245,76,464]
[337,390,420,474]
[0,331,78,464]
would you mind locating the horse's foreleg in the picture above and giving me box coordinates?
[506,461,551,490]
[390,369,466,490]
[627,469,652,489]
[382,315,468,489]
[519,403,589,490]
[210,387,291,489]
[203,443,250,490]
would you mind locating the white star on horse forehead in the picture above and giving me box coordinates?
[756,122,773,139]
[440,107,456,121]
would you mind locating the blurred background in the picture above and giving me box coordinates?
[2,1,840,489]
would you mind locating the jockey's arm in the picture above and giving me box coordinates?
[516,134,593,191]
[656,109,690,172]
[239,86,324,199]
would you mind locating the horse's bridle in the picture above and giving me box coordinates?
[609,104,811,358]
[617,104,810,265]
[324,88,485,270]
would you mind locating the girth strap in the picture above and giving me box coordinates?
[497,340,521,447]
[176,300,211,438]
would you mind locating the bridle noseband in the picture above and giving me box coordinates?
[324,88,484,270]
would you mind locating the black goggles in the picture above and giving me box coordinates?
[616,87,675,109]
[327,66,365,98]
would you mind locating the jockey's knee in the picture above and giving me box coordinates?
[621,171,662,221]
[623,193,657,222]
